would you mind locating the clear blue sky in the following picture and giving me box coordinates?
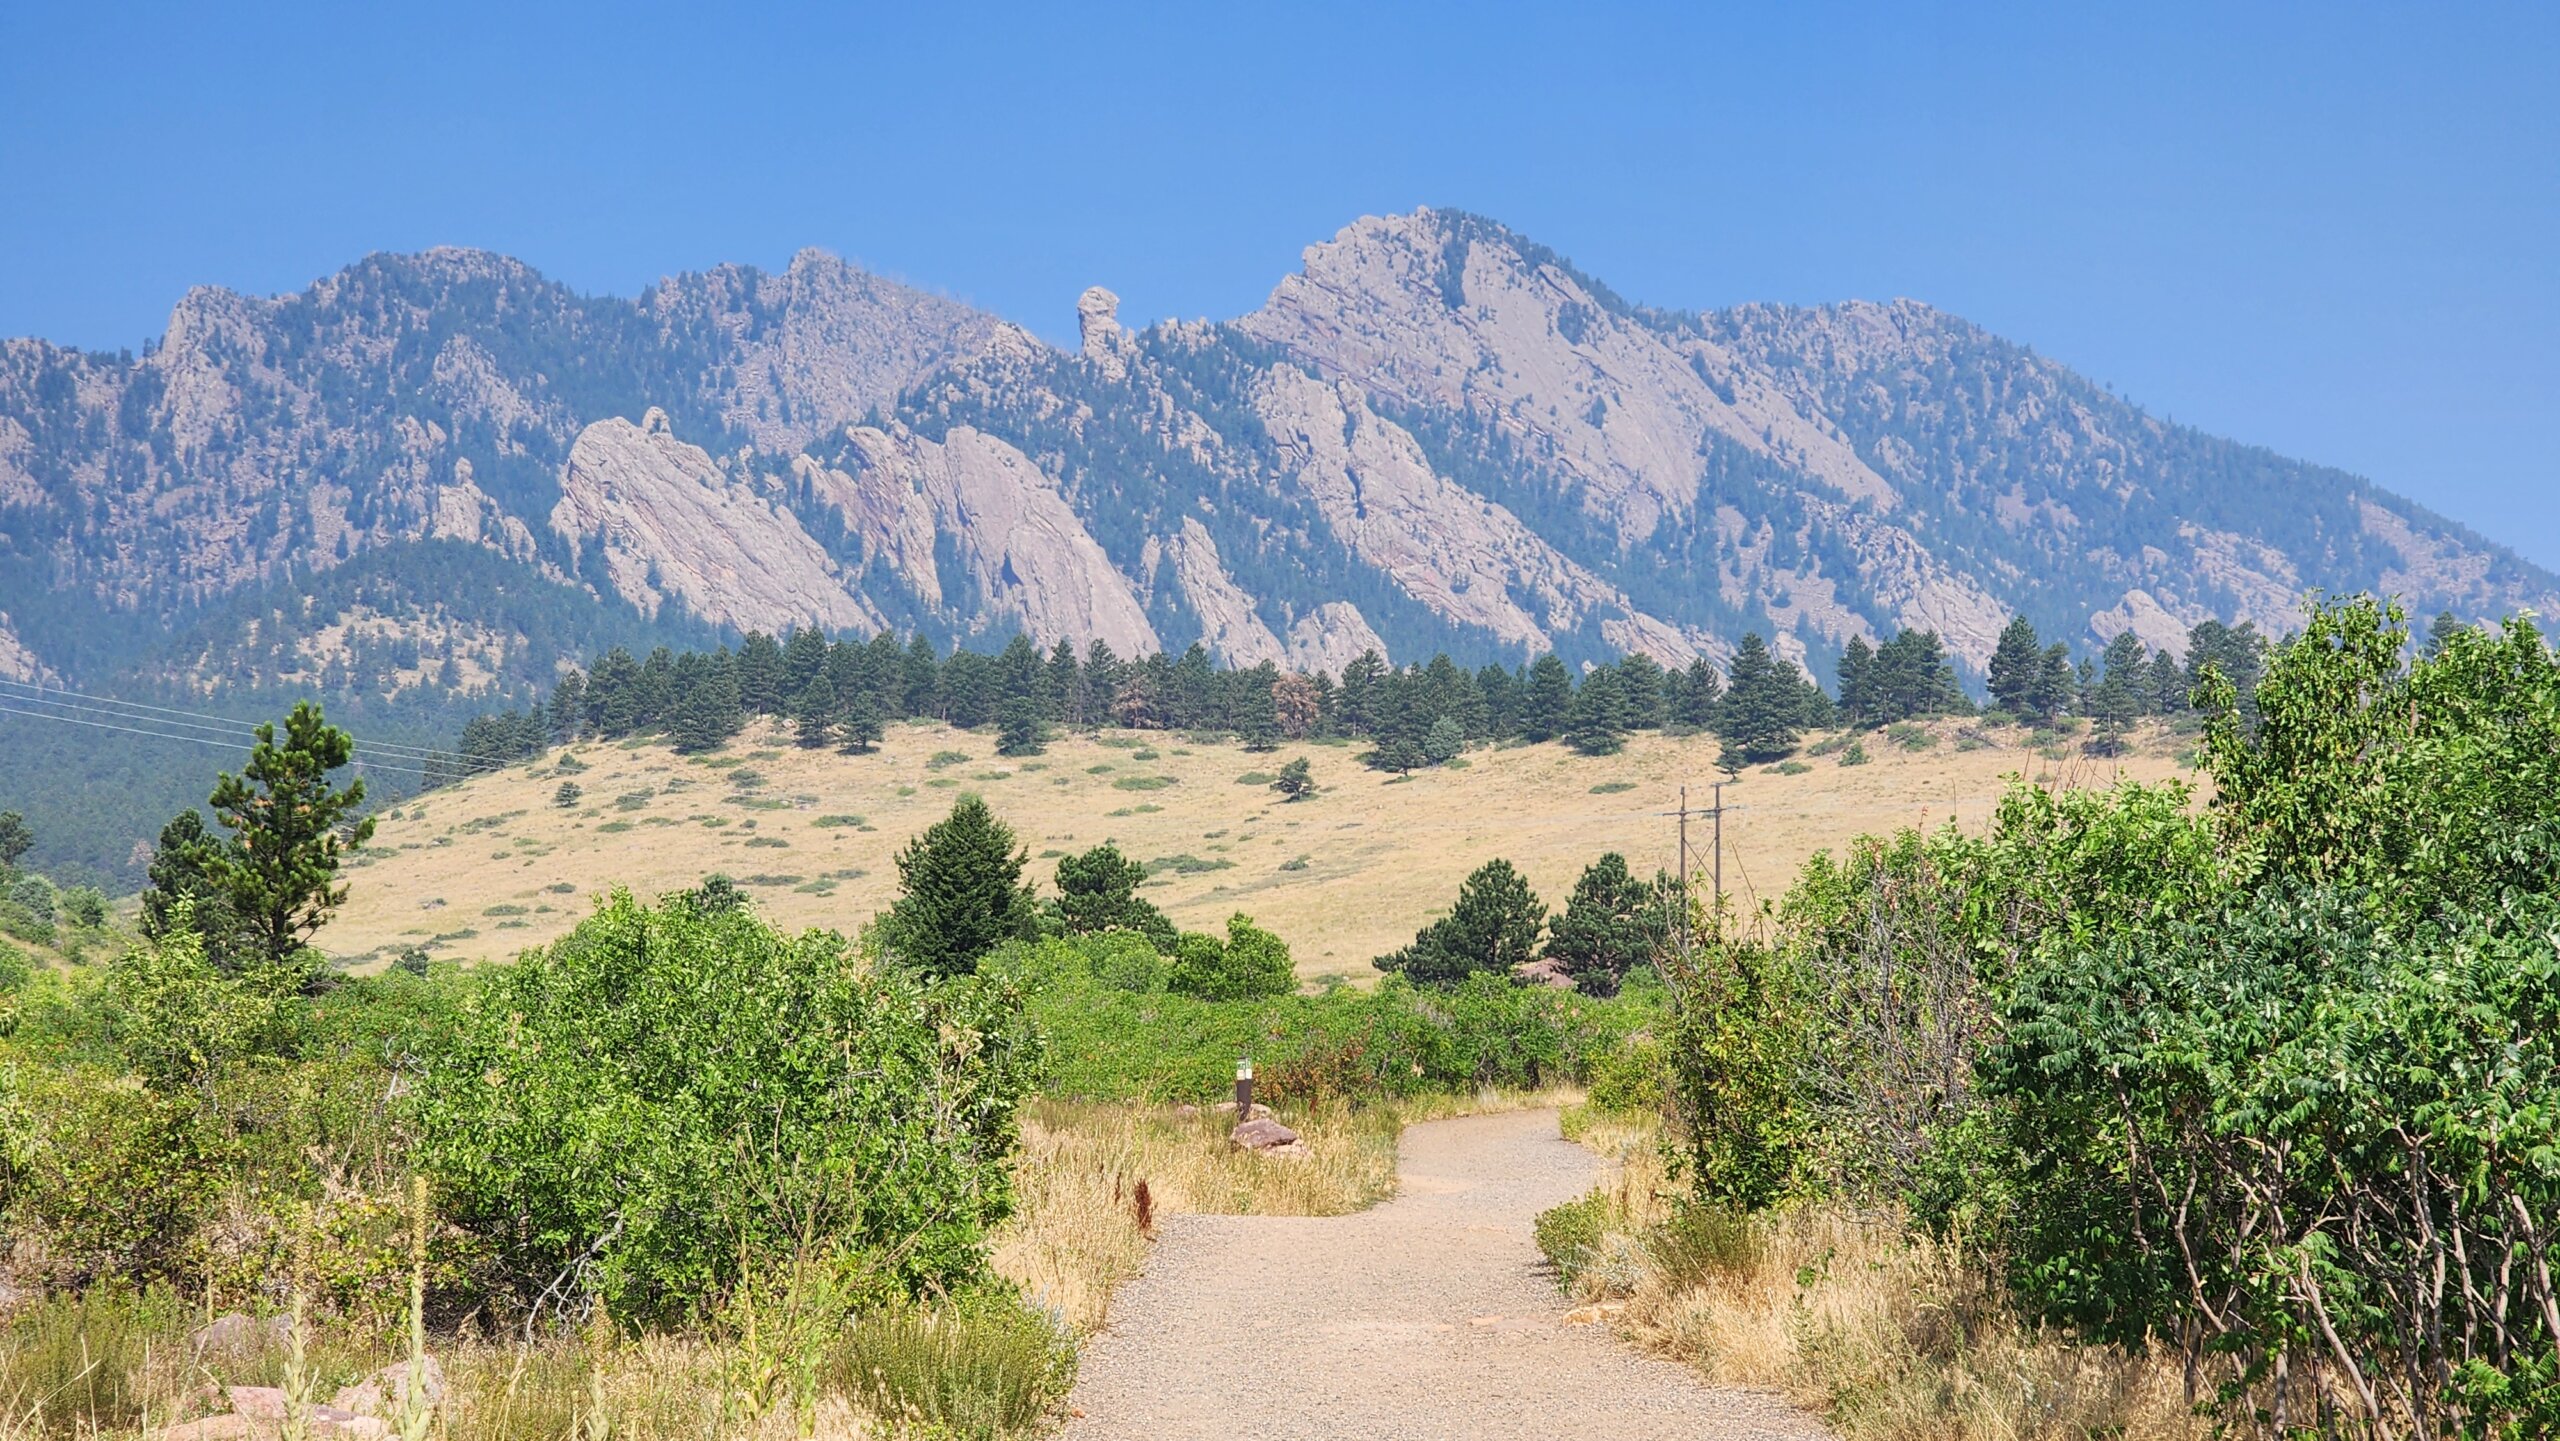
[5,2,2553,568]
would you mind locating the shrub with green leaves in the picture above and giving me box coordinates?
[1164,914,1295,1002]
[410,890,1039,1326]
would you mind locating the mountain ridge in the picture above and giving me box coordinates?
[2,206,2549,708]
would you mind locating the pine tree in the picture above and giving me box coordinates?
[779,627,830,700]
[205,702,375,979]
[881,795,1037,977]
[670,659,742,753]
[553,780,583,809]
[995,697,1045,757]
[1716,633,1802,765]
[1544,852,1666,997]
[0,810,28,870]
[837,692,885,754]
[1423,714,1466,765]
[2029,643,2078,723]
[1673,657,1723,732]
[1836,635,1877,727]
[545,672,587,741]
[1617,653,1667,729]
[792,676,838,748]
[1337,651,1388,736]
[1052,843,1175,949]
[139,809,240,960]
[1987,615,2041,715]
[1272,673,1321,739]
[2150,649,2187,714]
[1044,640,1081,724]
[1521,654,1574,742]
[1565,668,1627,756]
[1236,677,1283,751]
[902,635,942,718]
[735,631,787,715]
[1374,859,1547,986]
[1272,756,1316,801]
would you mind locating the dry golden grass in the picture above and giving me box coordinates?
[1556,1108,2199,1441]
[323,719,2188,978]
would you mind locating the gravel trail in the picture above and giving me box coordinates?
[1057,1108,1828,1439]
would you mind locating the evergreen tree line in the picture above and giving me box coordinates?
[441,611,2285,782]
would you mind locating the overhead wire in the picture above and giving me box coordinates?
[0,699,439,779]
[0,676,514,778]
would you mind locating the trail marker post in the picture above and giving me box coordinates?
[1235,1054,1254,1117]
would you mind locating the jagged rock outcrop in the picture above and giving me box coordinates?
[1,205,2551,717]
[552,409,878,635]
[1077,286,1133,381]
[1284,603,1388,676]
[1252,365,1701,662]
[0,612,46,683]
[804,423,1161,655]
[1163,519,1287,667]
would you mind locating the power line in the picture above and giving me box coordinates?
[0,700,440,780]
[0,675,474,762]
[0,676,511,776]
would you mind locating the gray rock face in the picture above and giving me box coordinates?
[1,209,2550,708]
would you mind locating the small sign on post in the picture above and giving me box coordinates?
[1235,1054,1254,1118]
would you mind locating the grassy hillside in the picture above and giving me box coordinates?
[322,718,2188,978]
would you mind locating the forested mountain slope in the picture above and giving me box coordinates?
[1,207,2548,881]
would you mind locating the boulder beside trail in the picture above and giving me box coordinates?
[1230,1116,1310,1159]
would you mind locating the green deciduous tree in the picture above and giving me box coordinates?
[883,795,1038,977]
[1165,913,1296,1001]
[410,890,1038,1326]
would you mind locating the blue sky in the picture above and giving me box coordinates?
[4,2,2553,568]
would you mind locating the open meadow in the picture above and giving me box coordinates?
[322,720,2189,976]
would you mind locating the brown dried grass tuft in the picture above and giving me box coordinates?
[1557,1106,2199,1441]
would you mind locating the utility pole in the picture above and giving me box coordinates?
[1661,784,1739,954]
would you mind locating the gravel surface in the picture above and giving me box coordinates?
[1057,1108,1828,1439]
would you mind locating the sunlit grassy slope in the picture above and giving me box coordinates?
[322,719,2190,979]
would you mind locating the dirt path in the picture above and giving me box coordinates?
[1058,1108,1827,1440]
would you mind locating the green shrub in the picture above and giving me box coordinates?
[1533,1192,1611,1285]
[1773,760,1811,776]
[1164,915,1294,1002]
[1583,1032,1666,1114]
[0,1285,197,1432]
[410,891,1040,1325]
[1838,740,1869,766]
[927,751,971,770]
[1588,780,1636,795]
[1112,775,1174,792]
[811,814,867,828]
[834,1286,1076,1438]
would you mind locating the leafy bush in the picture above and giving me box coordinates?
[998,934,1653,1106]
[1837,740,1868,766]
[833,1286,1076,1439]
[410,891,1039,1326]
[1534,1192,1610,1285]
[1164,915,1294,1002]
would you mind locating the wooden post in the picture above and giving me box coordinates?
[1235,1054,1254,1118]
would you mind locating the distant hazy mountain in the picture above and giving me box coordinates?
[3,205,2549,705]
